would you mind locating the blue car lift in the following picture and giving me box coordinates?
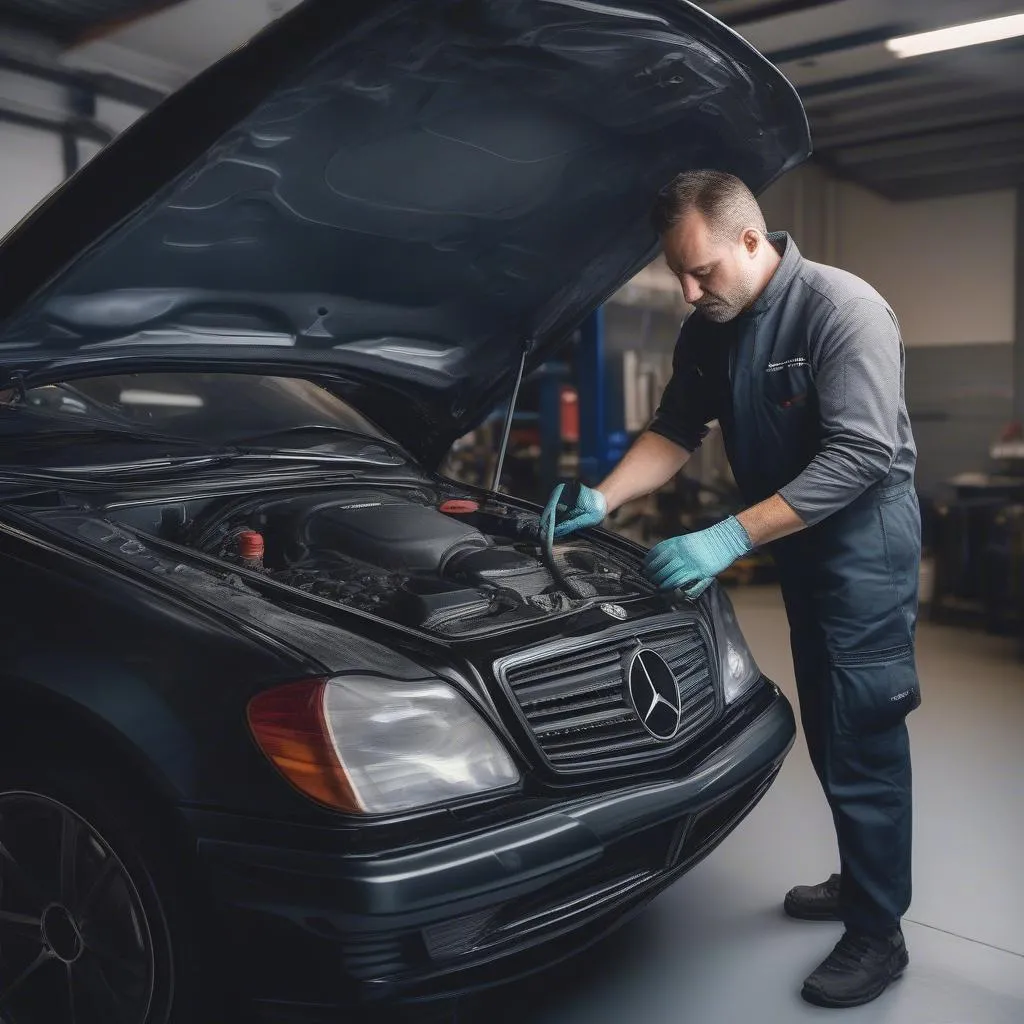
[493,306,628,496]
[535,305,628,492]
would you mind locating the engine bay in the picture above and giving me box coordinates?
[101,484,651,636]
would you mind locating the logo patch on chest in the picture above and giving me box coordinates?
[766,357,809,373]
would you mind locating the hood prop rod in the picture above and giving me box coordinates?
[491,339,531,493]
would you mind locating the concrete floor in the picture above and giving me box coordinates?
[468,585,1024,1024]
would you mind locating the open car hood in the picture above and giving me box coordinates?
[0,0,810,464]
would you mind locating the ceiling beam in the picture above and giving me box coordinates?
[0,103,114,145]
[812,84,1020,136]
[813,77,999,122]
[832,119,1024,166]
[71,1,186,46]
[812,97,1024,150]
[764,25,907,65]
[870,162,1024,201]
[798,34,1024,102]
[0,10,73,43]
[0,1,187,46]
[847,143,1024,184]
[799,65,931,102]
[801,70,951,111]
[724,0,850,28]
[0,50,165,109]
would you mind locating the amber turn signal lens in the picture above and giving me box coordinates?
[247,679,362,812]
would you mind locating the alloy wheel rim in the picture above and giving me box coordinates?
[0,791,156,1024]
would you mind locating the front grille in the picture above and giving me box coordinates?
[495,613,720,771]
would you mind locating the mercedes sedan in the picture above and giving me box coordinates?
[0,1,810,1021]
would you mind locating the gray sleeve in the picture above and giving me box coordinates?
[778,297,902,527]
[647,320,717,453]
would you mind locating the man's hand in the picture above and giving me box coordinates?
[539,481,607,539]
[642,516,752,598]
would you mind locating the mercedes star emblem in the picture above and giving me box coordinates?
[626,648,681,741]
[600,603,628,620]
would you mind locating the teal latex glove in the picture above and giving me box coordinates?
[642,517,752,598]
[539,481,607,540]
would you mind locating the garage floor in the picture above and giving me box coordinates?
[466,585,1024,1024]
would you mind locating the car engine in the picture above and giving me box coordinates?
[169,486,648,635]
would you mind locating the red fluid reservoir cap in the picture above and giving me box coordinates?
[439,499,480,515]
[237,530,265,559]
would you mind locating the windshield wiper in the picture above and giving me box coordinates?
[0,449,403,486]
[0,465,376,495]
[0,423,410,485]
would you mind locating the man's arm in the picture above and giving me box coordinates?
[775,296,903,527]
[736,296,903,545]
[596,430,692,514]
[545,318,725,540]
[736,493,807,546]
[641,295,905,595]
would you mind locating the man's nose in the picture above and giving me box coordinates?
[680,275,703,305]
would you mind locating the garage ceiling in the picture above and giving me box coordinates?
[0,0,1021,202]
[701,0,1024,200]
[0,0,185,43]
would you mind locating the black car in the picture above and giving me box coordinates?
[0,1,811,1021]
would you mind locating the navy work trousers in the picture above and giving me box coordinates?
[772,480,922,937]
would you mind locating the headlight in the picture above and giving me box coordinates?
[708,586,761,704]
[248,676,520,814]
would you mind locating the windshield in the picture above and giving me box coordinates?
[1,373,389,447]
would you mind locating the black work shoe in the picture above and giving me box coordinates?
[784,873,841,920]
[801,928,909,1008]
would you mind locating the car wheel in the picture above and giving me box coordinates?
[0,760,210,1024]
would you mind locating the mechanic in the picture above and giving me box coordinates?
[540,169,921,1009]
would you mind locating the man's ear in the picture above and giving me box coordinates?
[742,228,760,256]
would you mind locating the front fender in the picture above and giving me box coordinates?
[0,517,333,818]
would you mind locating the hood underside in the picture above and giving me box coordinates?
[0,0,810,461]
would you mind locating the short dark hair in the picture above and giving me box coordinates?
[651,169,766,240]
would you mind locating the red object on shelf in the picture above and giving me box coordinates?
[237,530,265,560]
[560,386,579,442]
[439,499,480,514]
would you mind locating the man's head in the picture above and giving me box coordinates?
[652,170,778,322]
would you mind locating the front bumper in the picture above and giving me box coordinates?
[192,681,795,1021]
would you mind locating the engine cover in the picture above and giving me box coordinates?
[266,492,492,573]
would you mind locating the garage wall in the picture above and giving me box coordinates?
[832,182,1016,497]
[0,69,68,237]
[834,183,1017,350]
[0,71,147,239]
[0,120,64,237]
[904,344,1013,498]
[760,167,1018,349]
[758,160,840,266]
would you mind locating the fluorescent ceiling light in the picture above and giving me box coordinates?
[886,12,1024,58]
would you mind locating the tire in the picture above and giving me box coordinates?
[0,755,218,1024]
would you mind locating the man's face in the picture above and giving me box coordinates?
[660,211,763,323]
